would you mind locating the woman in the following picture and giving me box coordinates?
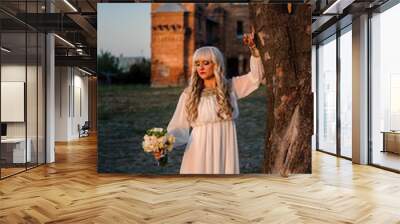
[166,32,265,174]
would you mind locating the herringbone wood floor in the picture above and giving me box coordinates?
[1,135,400,224]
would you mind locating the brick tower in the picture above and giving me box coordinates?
[151,3,196,87]
[151,3,250,87]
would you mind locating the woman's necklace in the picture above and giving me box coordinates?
[201,87,217,97]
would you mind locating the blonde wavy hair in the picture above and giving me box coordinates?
[185,46,233,123]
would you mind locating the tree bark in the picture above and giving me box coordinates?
[249,4,313,175]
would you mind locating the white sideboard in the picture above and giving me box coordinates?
[382,131,400,154]
[1,138,32,163]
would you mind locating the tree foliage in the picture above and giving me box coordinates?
[97,50,151,84]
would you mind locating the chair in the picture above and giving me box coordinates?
[78,121,90,138]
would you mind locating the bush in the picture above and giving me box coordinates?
[98,51,151,84]
[114,58,151,84]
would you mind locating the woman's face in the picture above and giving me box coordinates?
[195,58,214,80]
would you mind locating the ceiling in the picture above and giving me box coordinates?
[0,0,395,72]
[1,0,98,72]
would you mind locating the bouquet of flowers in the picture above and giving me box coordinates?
[142,128,175,167]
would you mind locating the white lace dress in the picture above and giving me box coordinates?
[167,55,265,174]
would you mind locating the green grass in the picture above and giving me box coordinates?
[98,84,266,174]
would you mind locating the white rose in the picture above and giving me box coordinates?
[149,136,157,143]
[162,136,168,144]
[142,141,153,152]
[167,135,175,144]
[167,144,173,152]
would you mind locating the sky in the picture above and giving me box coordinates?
[97,3,151,58]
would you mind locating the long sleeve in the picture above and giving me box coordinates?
[167,91,190,148]
[231,54,265,100]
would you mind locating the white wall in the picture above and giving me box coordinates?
[1,65,40,138]
[46,32,55,163]
[1,65,26,140]
[312,45,317,151]
[55,67,89,141]
[1,63,46,164]
[55,66,70,141]
[1,65,26,130]
[352,14,369,164]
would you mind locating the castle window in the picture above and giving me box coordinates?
[197,19,202,31]
[206,19,219,45]
[227,57,239,79]
[236,21,243,38]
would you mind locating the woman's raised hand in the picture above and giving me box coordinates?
[242,31,256,48]
[153,151,162,160]
[243,28,260,57]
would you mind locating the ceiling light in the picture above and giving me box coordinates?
[322,0,354,15]
[63,0,78,12]
[76,48,85,55]
[54,34,75,48]
[78,67,92,76]
[1,47,11,53]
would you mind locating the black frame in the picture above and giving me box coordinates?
[0,0,47,180]
[316,32,339,156]
[316,0,400,173]
[315,24,353,161]
[367,1,400,173]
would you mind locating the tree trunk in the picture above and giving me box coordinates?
[249,4,313,175]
